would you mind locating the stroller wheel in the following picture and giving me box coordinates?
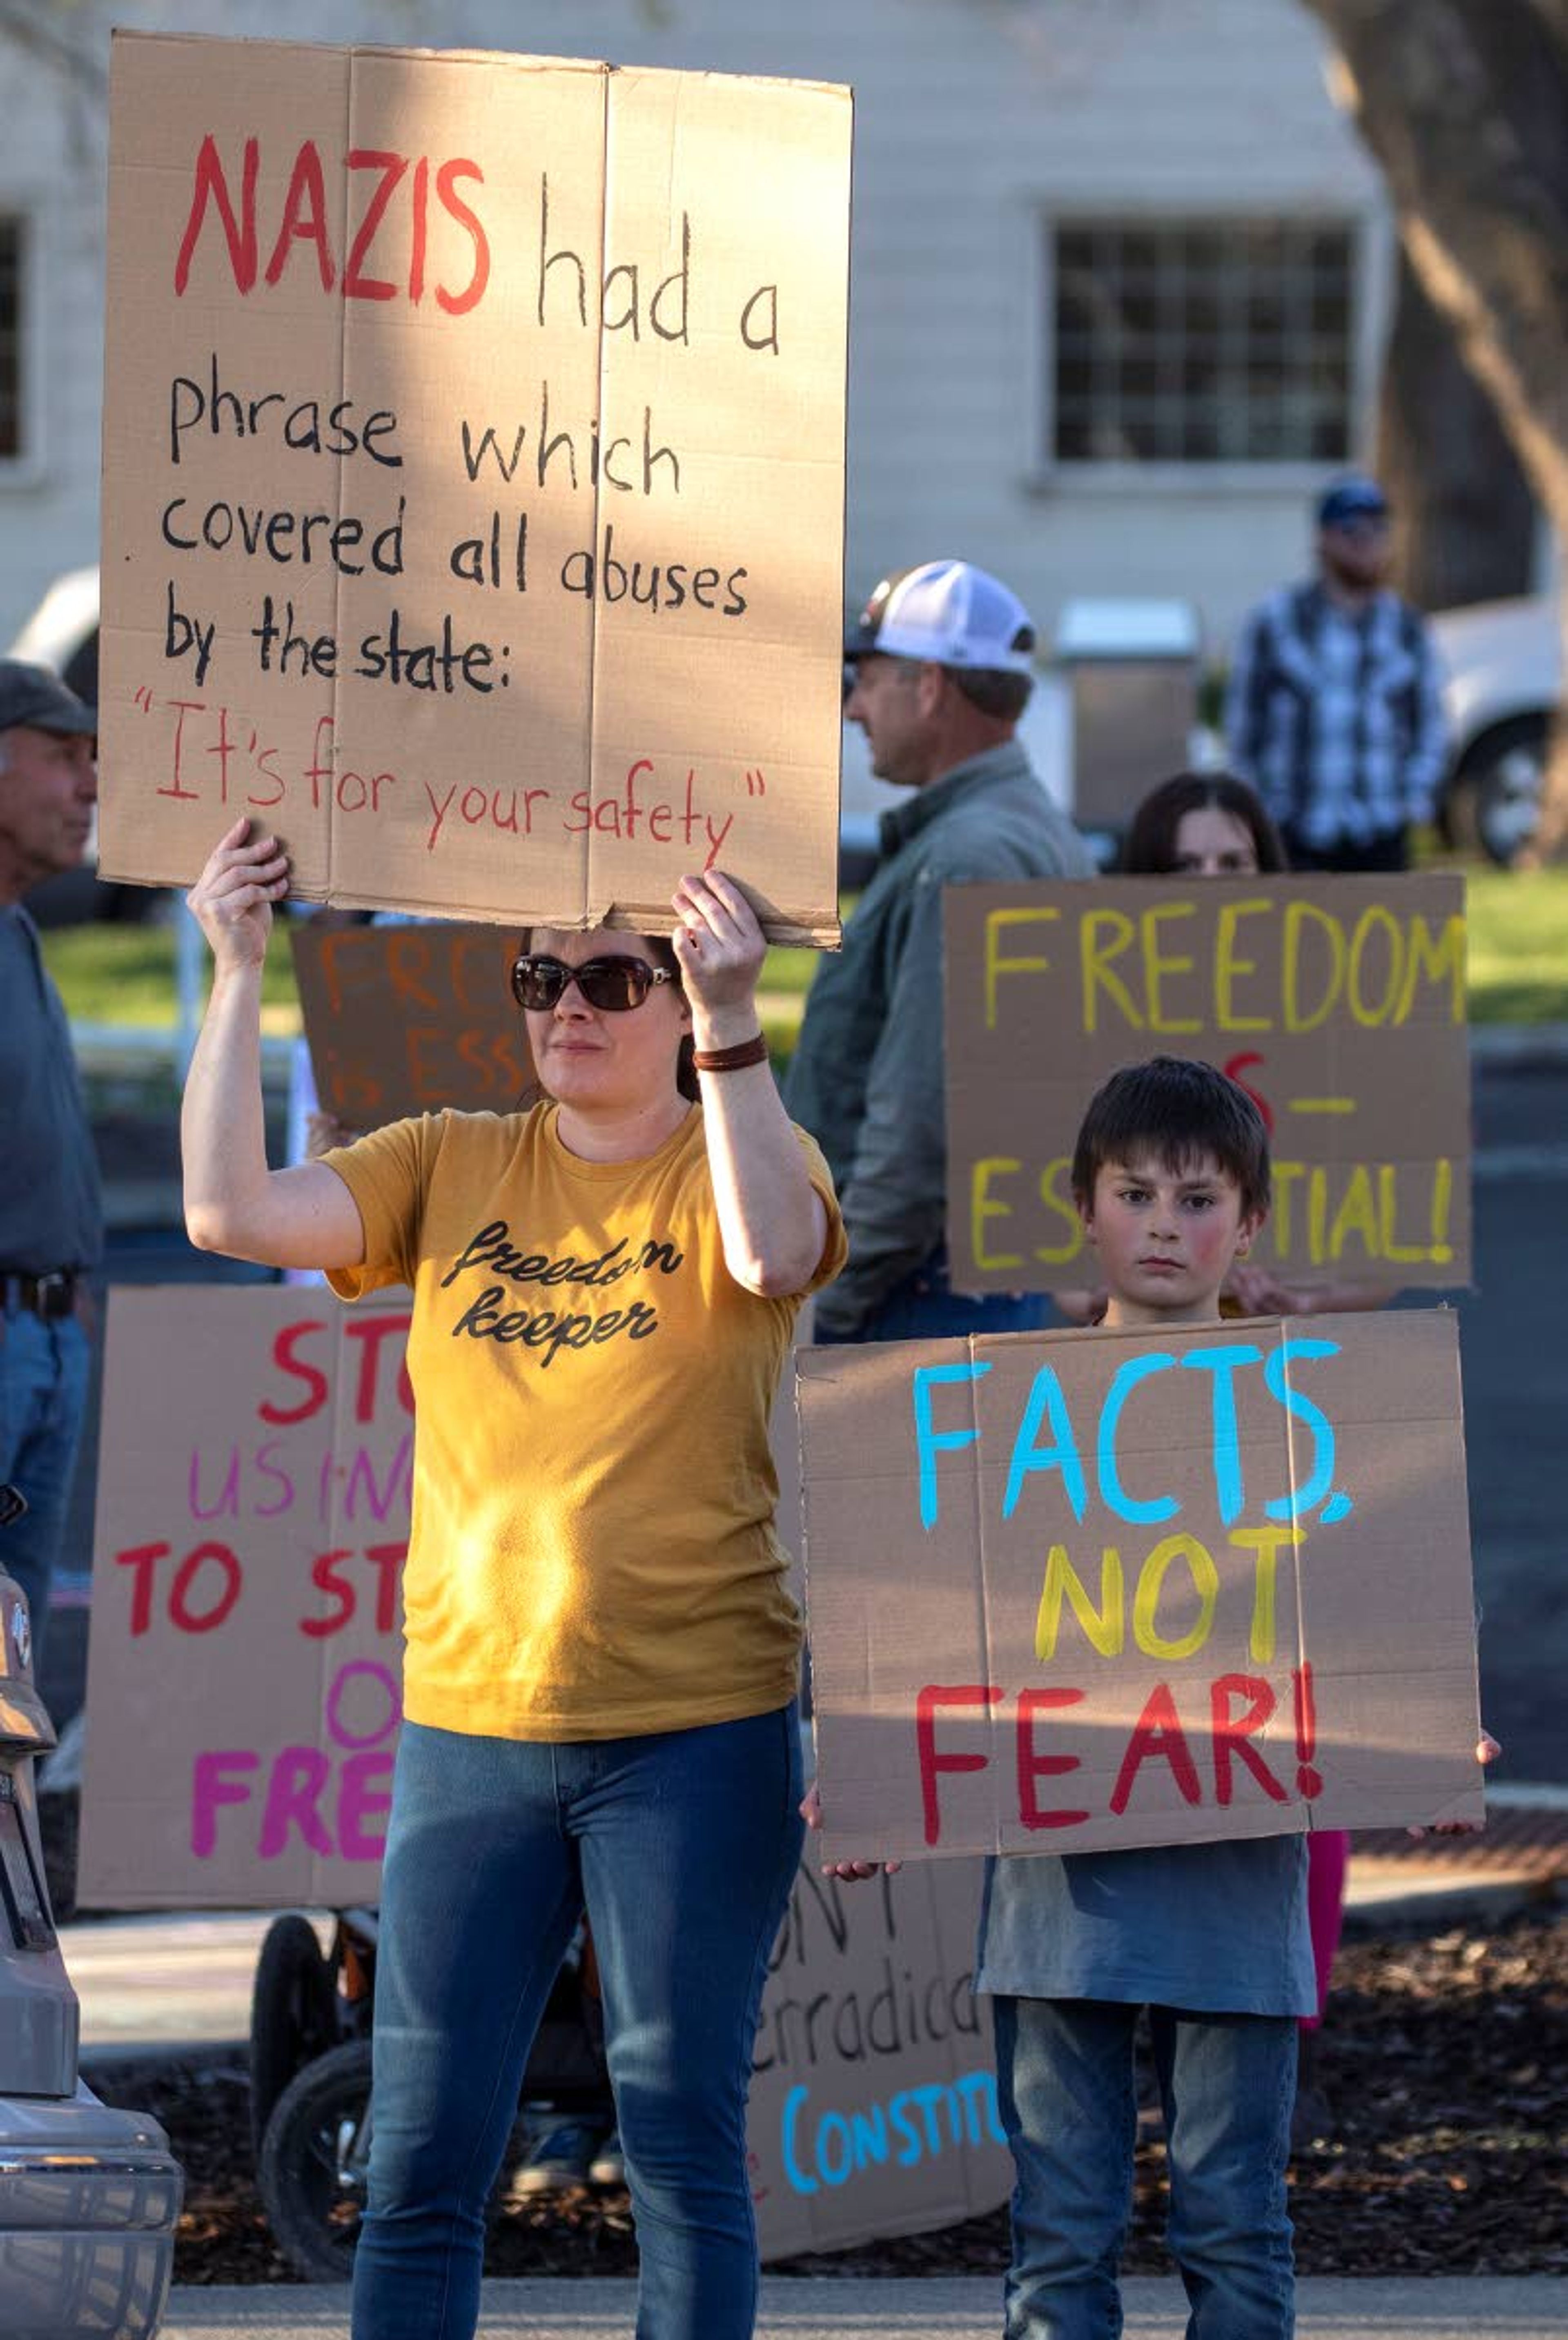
[249,1913,338,2165]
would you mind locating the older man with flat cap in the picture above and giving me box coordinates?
[786,559,1093,1344]
[0,659,102,1666]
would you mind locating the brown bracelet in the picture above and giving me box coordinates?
[691,1032,771,1072]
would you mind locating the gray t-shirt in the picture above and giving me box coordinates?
[0,906,102,1273]
[975,1832,1315,2018]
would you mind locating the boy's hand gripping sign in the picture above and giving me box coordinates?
[97,33,851,942]
[800,1311,1483,1867]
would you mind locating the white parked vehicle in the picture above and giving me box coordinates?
[0,1487,183,2335]
[1430,593,1561,866]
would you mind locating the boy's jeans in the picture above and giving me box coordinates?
[993,1994,1296,2340]
[351,1706,804,2340]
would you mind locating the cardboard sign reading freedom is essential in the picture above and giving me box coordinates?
[290,918,532,1129]
[944,874,1470,1291]
[77,1286,1008,2258]
[98,33,850,942]
[800,1311,1482,1868]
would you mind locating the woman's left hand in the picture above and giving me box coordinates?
[671,871,766,1038]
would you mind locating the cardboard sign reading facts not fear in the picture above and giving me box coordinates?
[76,1286,1009,2258]
[799,1311,1483,1870]
[98,33,850,942]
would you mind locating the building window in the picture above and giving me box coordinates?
[0,217,22,462]
[1050,218,1355,465]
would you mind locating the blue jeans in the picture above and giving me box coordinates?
[0,1306,90,1672]
[817,1248,1050,1344]
[993,1995,1296,2340]
[351,1705,804,2340]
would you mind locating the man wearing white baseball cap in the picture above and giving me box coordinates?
[786,559,1092,1343]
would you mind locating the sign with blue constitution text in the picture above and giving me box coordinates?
[800,1309,1483,1868]
[944,873,1470,1291]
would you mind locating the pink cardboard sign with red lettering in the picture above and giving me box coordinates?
[78,1285,414,1910]
[799,1310,1483,1868]
[97,32,850,943]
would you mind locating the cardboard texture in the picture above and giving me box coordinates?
[290,917,532,1127]
[78,1286,1004,2254]
[944,873,1470,1291]
[799,1310,1483,1868]
[751,1855,1010,2258]
[98,33,850,943]
[79,1285,416,1912]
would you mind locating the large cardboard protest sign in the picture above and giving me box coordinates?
[98,33,850,942]
[800,1311,1482,1869]
[752,1858,1009,2256]
[944,874,1470,1291]
[79,1286,1007,2255]
[79,1286,414,1911]
[290,918,532,1128]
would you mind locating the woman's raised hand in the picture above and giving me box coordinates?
[670,870,766,1035]
[186,818,291,970]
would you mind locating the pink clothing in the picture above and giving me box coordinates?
[1301,1828,1351,2030]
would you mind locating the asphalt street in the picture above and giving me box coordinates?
[151,2275,1568,2338]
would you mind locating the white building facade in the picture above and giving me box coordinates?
[0,0,1393,660]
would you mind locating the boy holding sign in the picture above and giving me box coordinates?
[955,1058,1491,2340]
[972,1059,1305,2339]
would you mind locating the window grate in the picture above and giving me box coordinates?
[1050,217,1354,466]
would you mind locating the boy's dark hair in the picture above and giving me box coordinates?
[1071,1056,1272,1220]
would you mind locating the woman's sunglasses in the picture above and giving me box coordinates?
[510,953,678,1014]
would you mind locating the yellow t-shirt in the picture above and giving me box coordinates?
[323,1103,845,1742]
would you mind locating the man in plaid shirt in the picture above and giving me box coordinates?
[1225,475,1448,873]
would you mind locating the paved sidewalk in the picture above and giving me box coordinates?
[158,2274,1568,2338]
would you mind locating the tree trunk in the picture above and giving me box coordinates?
[1376,251,1535,613]
[1303,0,1568,855]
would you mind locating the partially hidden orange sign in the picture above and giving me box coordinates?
[290,920,532,1129]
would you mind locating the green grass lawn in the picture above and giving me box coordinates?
[1459,866,1568,1023]
[38,864,1568,1066]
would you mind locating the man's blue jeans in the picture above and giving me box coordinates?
[992,1995,1296,2340]
[351,1705,804,2340]
[0,1307,90,1672]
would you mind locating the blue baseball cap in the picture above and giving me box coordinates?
[1316,475,1390,530]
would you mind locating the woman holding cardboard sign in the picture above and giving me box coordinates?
[182,817,845,2340]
